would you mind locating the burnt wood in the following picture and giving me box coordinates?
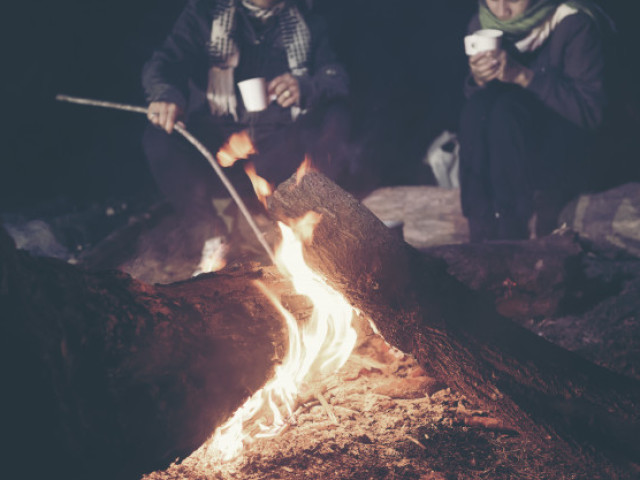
[268,172,640,473]
[1,226,289,480]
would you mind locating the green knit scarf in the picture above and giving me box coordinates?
[478,0,603,37]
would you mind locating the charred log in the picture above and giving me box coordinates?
[268,172,640,471]
[0,226,289,480]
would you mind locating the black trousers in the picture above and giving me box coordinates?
[458,83,589,241]
[142,102,352,219]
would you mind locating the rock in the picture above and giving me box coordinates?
[362,186,468,248]
[559,183,640,257]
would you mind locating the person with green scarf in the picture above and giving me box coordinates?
[458,0,608,242]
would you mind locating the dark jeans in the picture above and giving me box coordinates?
[142,102,352,218]
[458,83,589,241]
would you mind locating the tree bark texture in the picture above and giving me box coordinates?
[1,226,290,480]
[268,172,640,470]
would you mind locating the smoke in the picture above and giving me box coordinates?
[4,219,72,261]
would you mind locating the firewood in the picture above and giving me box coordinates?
[405,435,427,450]
[316,392,339,425]
[2,171,640,479]
[268,171,640,471]
[1,226,290,480]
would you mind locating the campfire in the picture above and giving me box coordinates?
[141,134,572,480]
[140,132,459,478]
[4,116,639,480]
[203,220,359,463]
[143,132,640,479]
[199,134,361,462]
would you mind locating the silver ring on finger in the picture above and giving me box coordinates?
[283,90,291,98]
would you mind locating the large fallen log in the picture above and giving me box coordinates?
[0,226,292,480]
[268,172,640,472]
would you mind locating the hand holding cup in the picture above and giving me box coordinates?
[464,29,533,88]
[238,74,301,112]
[268,74,300,108]
[464,29,503,56]
[465,29,504,87]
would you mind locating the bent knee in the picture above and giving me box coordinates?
[487,90,535,130]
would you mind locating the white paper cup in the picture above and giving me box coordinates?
[238,77,268,112]
[464,29,503,56]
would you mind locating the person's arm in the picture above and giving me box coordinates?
[294,14,349,110]
[463,15,485,99]
[142,0,211,112]
[525,13,606,130]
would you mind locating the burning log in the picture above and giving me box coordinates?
[268,172,640,470]
[2,170,640,479]
[0,226,291,480]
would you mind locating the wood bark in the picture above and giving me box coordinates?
[0,226,292,480]
[268,172,640,471]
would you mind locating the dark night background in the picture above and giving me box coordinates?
[3,0,640,219]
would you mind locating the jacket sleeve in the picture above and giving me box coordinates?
[463,16,483,99]
[141,0,211,110]
[295,14,349,110]
[526,13,606,130]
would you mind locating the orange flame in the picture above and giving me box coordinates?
[296,155,317,185]
[243,162,274,209]
[289,211,322,245]
[202,218,358,463]
[216,130,256,167]
[192,237,228,276]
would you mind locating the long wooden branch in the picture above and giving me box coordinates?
[55,94,276,264]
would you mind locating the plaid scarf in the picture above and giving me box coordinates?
[206,0,311,119]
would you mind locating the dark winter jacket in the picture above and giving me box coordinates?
[464,11,606,130]
[142,0,348,123]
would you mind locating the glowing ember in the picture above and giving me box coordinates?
[216,130,256,167]
[202,219,358,462]
[243,162,274,209]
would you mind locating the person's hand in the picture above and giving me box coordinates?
[492,49,533,88]
[469,50,533,88]
[469,50,501,87]
[268,73,300,108]
[147,101,184,134]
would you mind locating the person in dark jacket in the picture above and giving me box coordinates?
[142,0,350,222]
[459,0,608,242]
